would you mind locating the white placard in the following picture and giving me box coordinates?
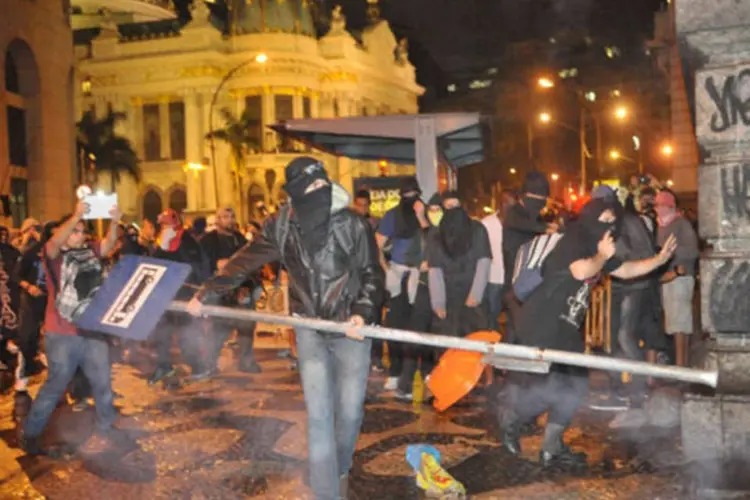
[82,193,118,220]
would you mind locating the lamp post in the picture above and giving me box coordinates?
[207,53,268,209]
[537,111,588,195]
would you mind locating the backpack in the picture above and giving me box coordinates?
[54,247,103,322]
[512,232,562,302]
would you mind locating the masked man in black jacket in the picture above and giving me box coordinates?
[187,157,384,500]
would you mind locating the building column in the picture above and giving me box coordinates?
[311,93,320,118]
[262,89,275,151]
[159,97,171,159]
[292,93,303,119]
[184,91,202,211]
[676,0,750,477]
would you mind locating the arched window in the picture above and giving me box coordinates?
[168,186,187,214]
[4,52,19,93]
[142,189,162,224]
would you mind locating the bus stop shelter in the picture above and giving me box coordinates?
[270,113,486,199]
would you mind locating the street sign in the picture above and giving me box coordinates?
[76,255,191,340]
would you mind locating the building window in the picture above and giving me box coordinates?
[10,178,28,229]
[7,107,27,167]
[244,96,263,151]
[168,186,187,213]
[4,53,19,93]
[81,77,92,96]
[333,99,339,117]
[142,189,162,224]
[169,101,185,160]
[303,96,311,118]
[142,103,160,161]
[275,95,294,152]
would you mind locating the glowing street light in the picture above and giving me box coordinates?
[615,106,628,120]
[183,161,208,178]
[661,143,674,157]
[538,77,555,89]
[539,112,552,124]
[551,173,560,181]
[666,179,674,187]
[509,167,517,175]
[609,149,621,160]
[255,53,268,64]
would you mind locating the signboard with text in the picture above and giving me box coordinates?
[353,176,409,219]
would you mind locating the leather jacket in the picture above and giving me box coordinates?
[196,185,384,325]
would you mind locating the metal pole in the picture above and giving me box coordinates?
[579,107,586,195]
[527,121,533,162]
[169,302,719,388]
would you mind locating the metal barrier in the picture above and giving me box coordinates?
[585,278,611,354]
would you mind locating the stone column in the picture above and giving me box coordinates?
[159,97,171,159]
[184,91,202,211]
[201,91,217,210]
[130,97,144,159]
[676,0,750,478]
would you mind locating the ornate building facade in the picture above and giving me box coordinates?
[1,0,77,226]
[74,0,422,223]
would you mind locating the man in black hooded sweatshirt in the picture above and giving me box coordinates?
[502,172,558,341]
[500,198,677,467]
[428,191,492,337]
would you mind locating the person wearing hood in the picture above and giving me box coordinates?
[375,176,430,390]
[148,209,211,384]
[187,156,384,500]
[654,190,699,367]
[428,191,492,338]
[502,172,558,342]
[500,197,677,467]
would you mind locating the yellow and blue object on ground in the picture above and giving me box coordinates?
[406,444,466,499]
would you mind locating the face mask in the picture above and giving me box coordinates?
[428,210,443,227]
[523,196,546,215]
[160,227,177,251]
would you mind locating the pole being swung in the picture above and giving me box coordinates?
[169,302,719,388]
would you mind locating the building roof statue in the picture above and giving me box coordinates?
[327,4,347,35]
[230,0,315,36]
[395,37,409,65]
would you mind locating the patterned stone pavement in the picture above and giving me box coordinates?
[0,344,697,499]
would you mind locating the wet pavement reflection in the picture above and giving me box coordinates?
[0,348,688,499]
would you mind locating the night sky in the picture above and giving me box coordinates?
[330,0,665,73]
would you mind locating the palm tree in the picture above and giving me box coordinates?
[205,107,261,220]
[76,109,141,192]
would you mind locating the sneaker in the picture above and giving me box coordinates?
[371,359,385,373]
[186,369,213,383]
[71,399,91,412]
[148,366,176,385]
[394,389,413,401]
[384,376,399,391]
[589,393,630,412]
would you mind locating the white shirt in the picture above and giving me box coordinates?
[481,213,505,285]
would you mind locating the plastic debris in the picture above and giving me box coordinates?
[406,445,466,499]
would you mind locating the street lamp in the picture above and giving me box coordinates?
[184,160,208,178]
[609,149,621,160]
[615,106,628,120]
[661,143,674,157]
[538,77,555,89]
[255,52,268,64]
[509,168,517,175]
[551,173,560,181]
[539,112,552,124]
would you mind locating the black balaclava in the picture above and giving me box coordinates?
[521,171,551,216]
[438,191,473,259]
[283,156,333,256]
[393,176,422,239]
[567,198,622,260]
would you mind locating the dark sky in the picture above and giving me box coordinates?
[331,0,665,73]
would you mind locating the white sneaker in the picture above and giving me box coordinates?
[384,376,399,391]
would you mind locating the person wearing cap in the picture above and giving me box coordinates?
[586,186,659,411]
[148,209,211,385]
[187,156,383,500]
[654,189,699,367]
[200,205,262,373]
[375,176,430,389]
[502,171,558,342]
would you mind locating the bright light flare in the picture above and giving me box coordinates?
[538,77,555,89]
[255,53,268,64]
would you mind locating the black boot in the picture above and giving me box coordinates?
[500,411,523,456]
[539,423,587,468]
[238,358,262,374]
[148,365,176,385]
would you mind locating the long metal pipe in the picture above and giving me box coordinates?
[169,302,719,388]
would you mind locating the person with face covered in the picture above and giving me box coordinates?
[187,157,383,500]
[502,172,558,342]
[375,177,430,389]
[500,198,677,467]
[200,206,261,373]
[428,191,492,338]
[148,209,211,384]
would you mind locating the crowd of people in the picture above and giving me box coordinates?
[1,155,700,499]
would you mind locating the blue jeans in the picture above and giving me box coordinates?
[23,333,116,438]
[296,328,371,500]
[483,283,504,331]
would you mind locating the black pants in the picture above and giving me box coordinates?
[397,284,437,393]
[208,317,257,370]
[384,291,412,378]
[502,289,523,344]
[505,365,589,428]
[17,292,46,366]
[154,312,206,373]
